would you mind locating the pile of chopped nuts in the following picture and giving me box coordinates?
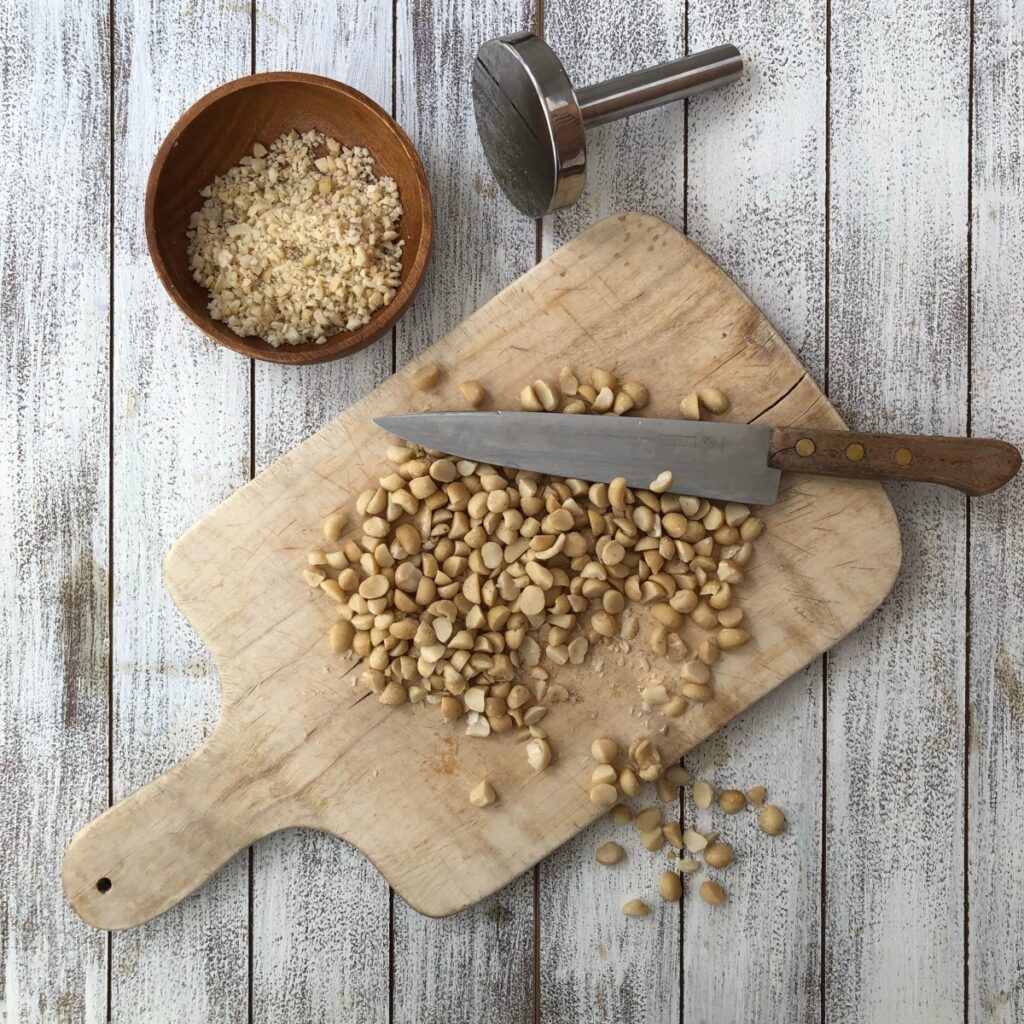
[305,366,762,792]
[188,130,403,346]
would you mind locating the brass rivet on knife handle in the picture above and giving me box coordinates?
[768,425,1022,496]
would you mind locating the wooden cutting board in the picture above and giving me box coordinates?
[62,213,901,929]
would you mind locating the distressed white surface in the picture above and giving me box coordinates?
[0,2,110,1022]
[109,1,252,1020]
[969,2,1024,1022]
[251,5,392,1022]
[826,1,970,1021]
[390,2,538,1022]
[538,4,684,1022]
[683,3,826,1021]
[3,1,1024,1021]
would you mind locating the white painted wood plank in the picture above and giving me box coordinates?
[969,3,1024,1021]
[109,1,251,1019]
[390,2,538,1021]
[825,2,969,1020]
[0,2,110,1020]
[250,5,393,1022]
[393,0,538,363]
[537,4,684,1021]
[683,4,826,1020]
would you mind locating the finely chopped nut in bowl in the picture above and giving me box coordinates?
[187,132,405,347]
[146,72,432,365]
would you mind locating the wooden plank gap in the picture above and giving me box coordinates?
[533,865,541,1024]
[247,4,257,1023]
[389,1,399,1011]
[389,887,396,1024]
[532,9,543,1023]
[823,0,832,399]
[820,5,832,1022]
[107,0,117,1017]
[680,7,689,1023]
[962,3,975,1021]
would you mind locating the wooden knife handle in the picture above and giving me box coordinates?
[61,724,276,930]
[768,426,1021,496]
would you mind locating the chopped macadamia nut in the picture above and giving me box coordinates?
[188,131,403,346]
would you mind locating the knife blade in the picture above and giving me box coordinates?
[375,410,1023,500]
[374,411,783,504]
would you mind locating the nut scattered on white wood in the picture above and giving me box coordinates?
[692,780,714,810]
[622,898,650,918]
[608,803,633,824]
[634,806,662,832]
[655,776,677,803]
[683,828,709,853]
[640,828,666,852]
[700,880,726,906]
[718,788,747,814]
[747,785,767,806]
[657,870,682,902]
[759,805,786,836]
[595,841,625,865]
[662,821,683,849]
[704,841,734,868]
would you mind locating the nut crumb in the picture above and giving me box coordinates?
[188,130,403,346]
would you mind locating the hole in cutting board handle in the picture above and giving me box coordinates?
[96,876,112,893]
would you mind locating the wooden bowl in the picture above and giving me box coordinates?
[145,72,433,365]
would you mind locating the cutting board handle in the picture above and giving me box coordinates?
[768,426,1021,496]
[61,722,276,930]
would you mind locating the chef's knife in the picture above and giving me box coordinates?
[373,412,1021,505]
